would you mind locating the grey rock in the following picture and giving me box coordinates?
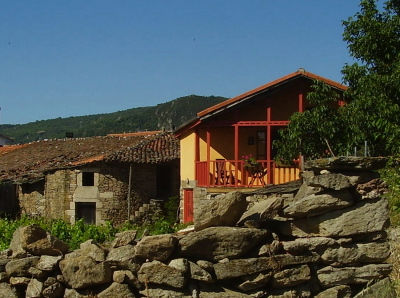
[353,277,397,297]
[64,288,90,298]
[356,178,388,200]
[197,281,253,297]
[304,157,388,171]
[178,227,269,261]
[258,239,281,256]
[343,171,381,185]
[282,237,336,254]
[315,284,352,298]
[283,189,354,218]
[237,196,283,225]
[77,239,107,262]
[5,256,40,277]
[279,198,390,237]
[321,241,390,265]
[97,282,136,298]
[111,230,137,248]
[169,258,189,273]
[267,284,312,298]
[188,261,214,282]
[213,254,319,280]
[113,270,142,289]
[237,271,272,291]
[305,172,352,190]
[196,260,214,273]
[0,282,18,298]
[139,285,191,298]
[194,191,248,231]
[28,266,46,278]
[137,260,187,288]
[106,244,141,272]
[26,278,44,298]
[59,255,112,289]
[36,255,62,271]
[42,281,64,298]
[9,224,69,257]
[135,234,177,261]
[9,276,30,286]
[272,264,311,288]
[317,264,393,288]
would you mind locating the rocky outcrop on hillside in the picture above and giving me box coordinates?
[0,157,395,297]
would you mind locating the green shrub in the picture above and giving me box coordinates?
[0,215,192,251]
[379,157,400,226]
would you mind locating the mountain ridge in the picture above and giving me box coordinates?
[0,95,227,144]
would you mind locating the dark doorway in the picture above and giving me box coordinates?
[76,202,96,225]
[156,165,172,199]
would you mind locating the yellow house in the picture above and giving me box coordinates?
[175,69,347,223]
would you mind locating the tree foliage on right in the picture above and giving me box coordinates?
[275,0,400,162]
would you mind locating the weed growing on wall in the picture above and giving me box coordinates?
[0,215,191,251]
[380,157,400,226]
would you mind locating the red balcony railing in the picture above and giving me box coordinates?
[195,160,300,187]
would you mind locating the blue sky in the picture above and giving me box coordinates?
[1,1,360,125]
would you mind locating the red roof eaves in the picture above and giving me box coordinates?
[197,70,347,118]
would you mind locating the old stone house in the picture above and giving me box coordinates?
[0,131,180,225]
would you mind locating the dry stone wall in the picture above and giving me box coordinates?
[0,157,395,297]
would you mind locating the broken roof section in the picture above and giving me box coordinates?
[0,131,179,184]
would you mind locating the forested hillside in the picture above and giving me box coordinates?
[0,95,226,144]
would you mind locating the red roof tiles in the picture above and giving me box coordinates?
[0,132,179,183]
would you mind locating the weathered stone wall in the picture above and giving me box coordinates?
[18,161,180,226]
[18,180,46,217]
[1,157,393,297]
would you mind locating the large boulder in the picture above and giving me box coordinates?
[135,234,177,261]
[75,240,107,262]
[5,256,40,277]
[283,189,354,218]
[178,227,269,262]
[9,224,69,257]
[137,260,187,288]
[279,198,390,237]
[106,244,142,272]
[305,172,352,190]
[59,255,112,289]
[194,191,248,231]
[317,264,392,288]
[237,196,283,226]
[213,254,319,280]
[321,241,390,265]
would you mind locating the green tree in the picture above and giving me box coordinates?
[276,0,400,161]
